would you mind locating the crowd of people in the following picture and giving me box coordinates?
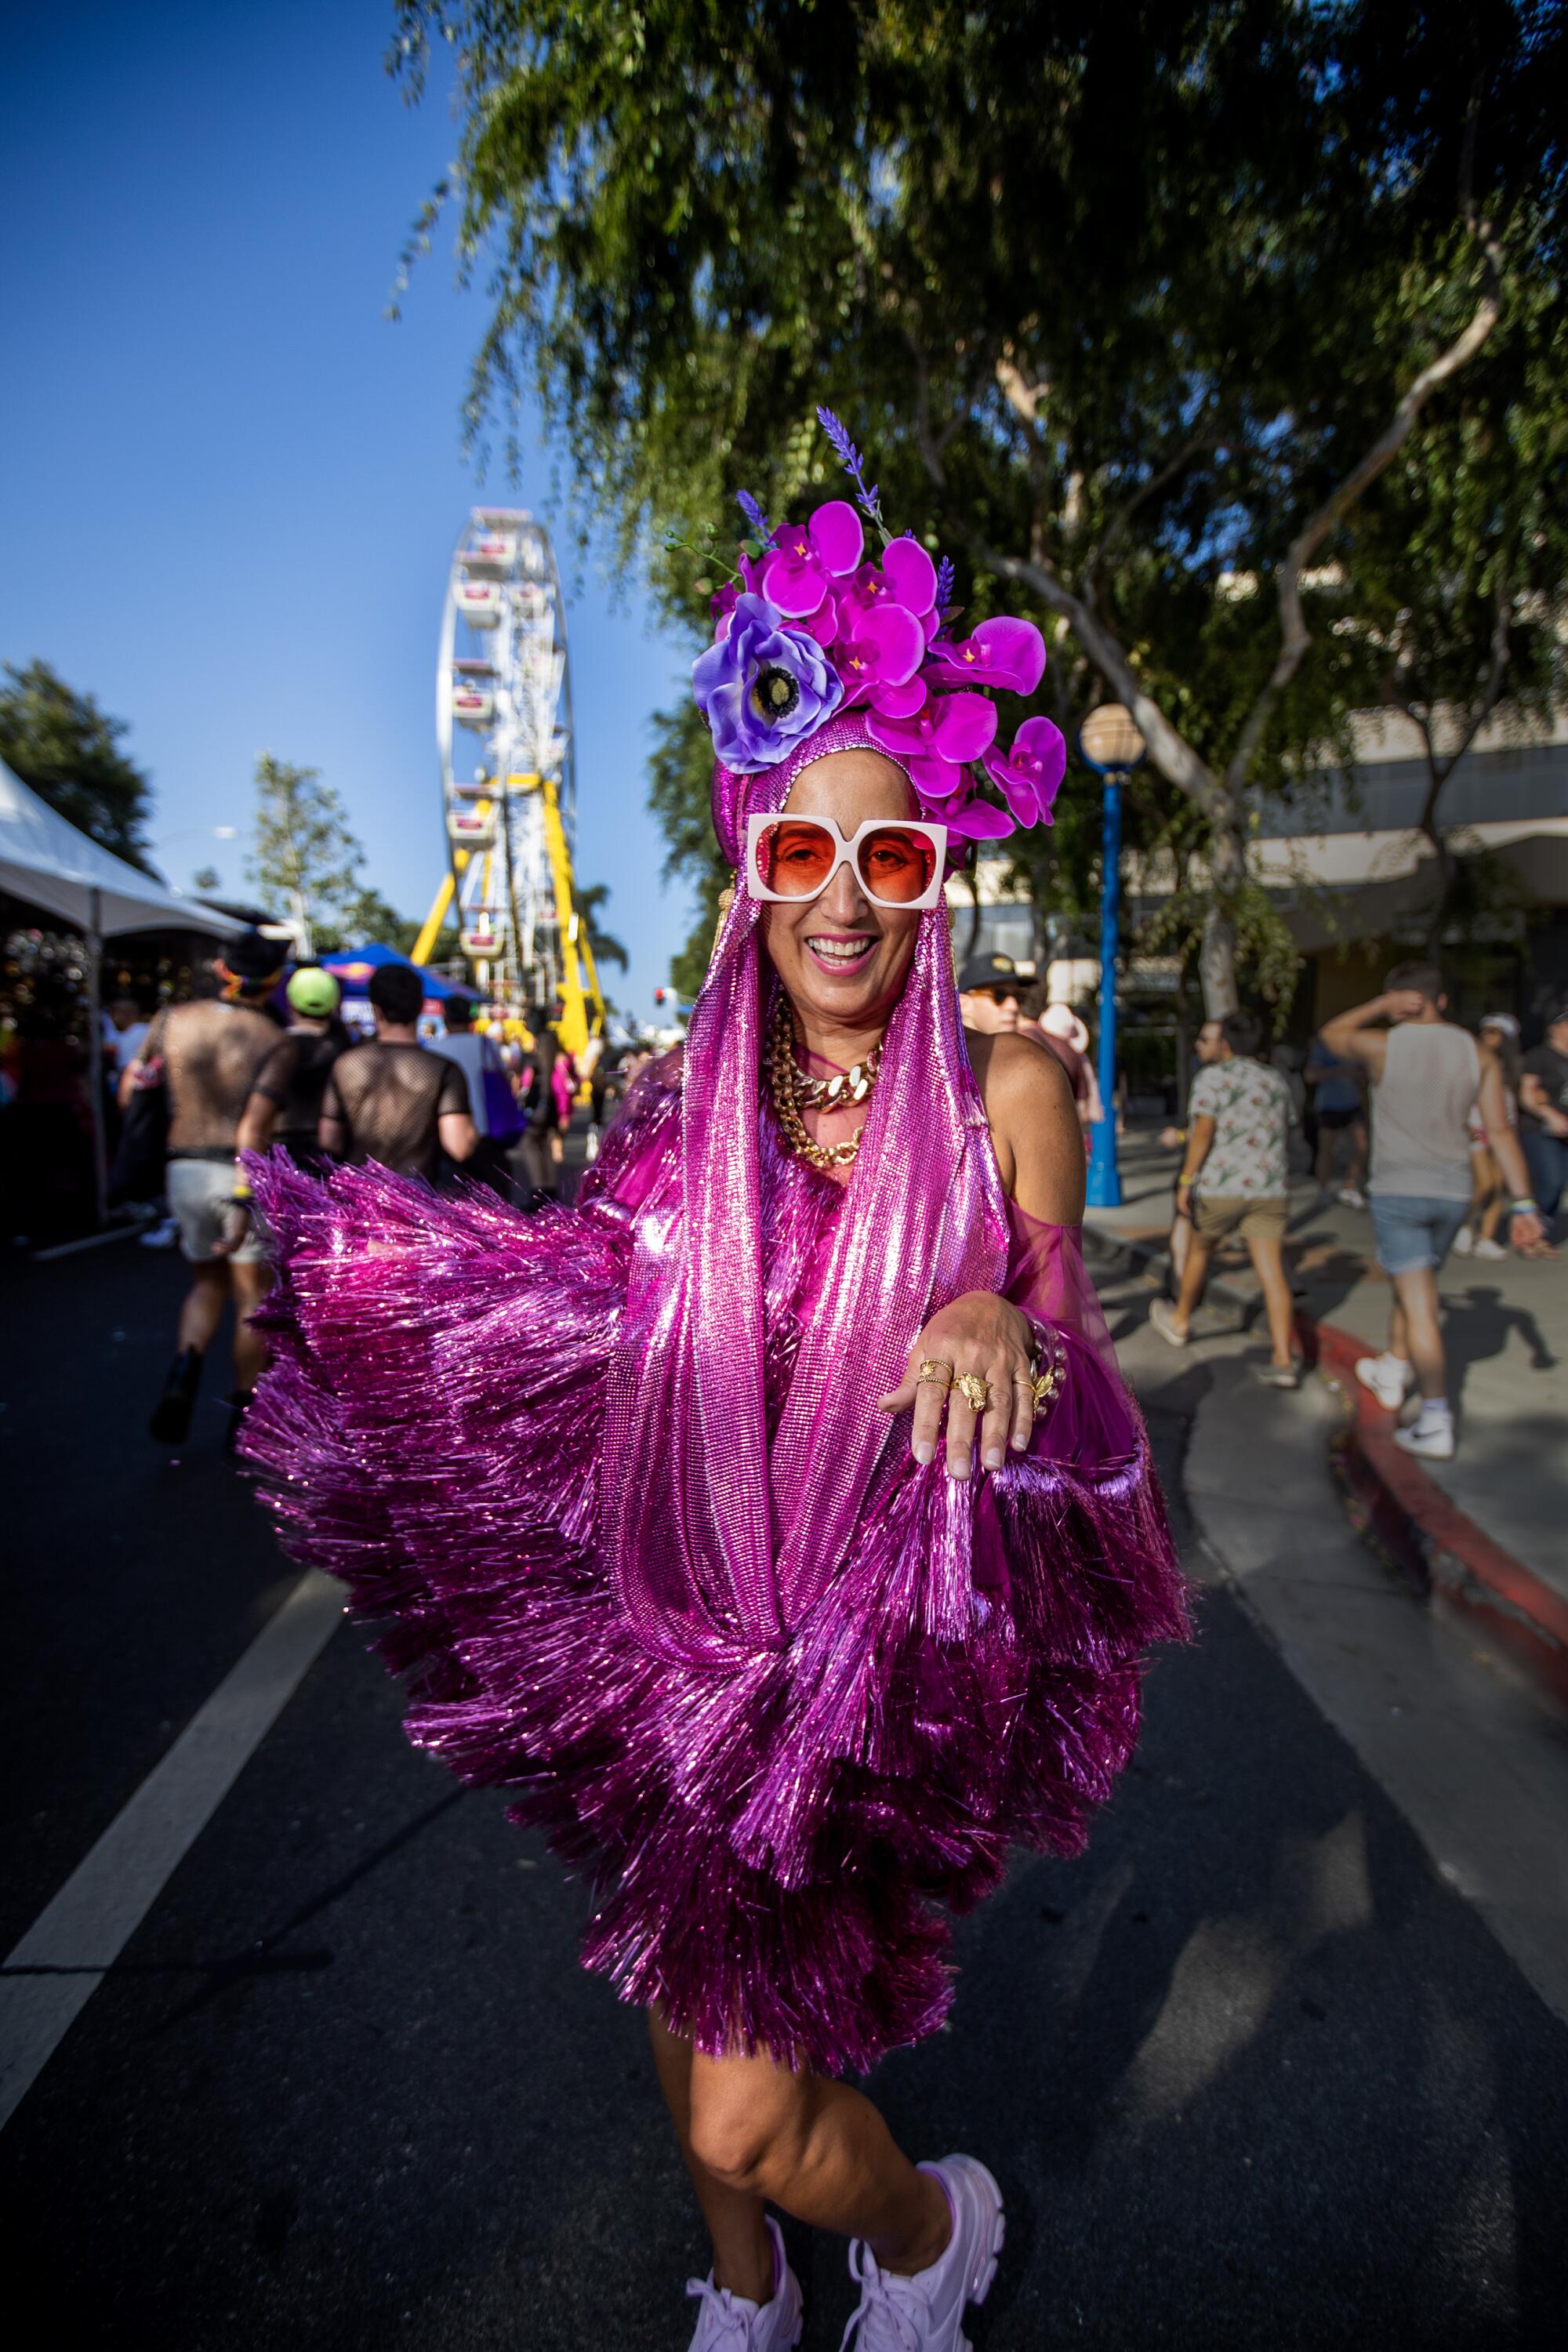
[107,929,650,1453]
[1143,961,1559,1461]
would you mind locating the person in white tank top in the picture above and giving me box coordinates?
[1321,964,1547,1461]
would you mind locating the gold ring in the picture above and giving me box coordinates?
[916,1358,955,1388]
[953,1372,990,1412]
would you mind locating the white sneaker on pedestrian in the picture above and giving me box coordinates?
[1149,1298,1189,1348]
[1393,1418,1456,1461]
[1472,1236,1507,1261]
[1353,1350,1413,1411]
[842,2155,1004,2350]
[1450,1224,1474,1256]
[686,2216,803,2351]
[1338,1187,1367,1210]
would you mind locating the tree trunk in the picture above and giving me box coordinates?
[1200,819,1245,1015]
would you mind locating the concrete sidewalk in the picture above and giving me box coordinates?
[1085,1125,1566,1690]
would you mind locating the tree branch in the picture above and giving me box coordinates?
[1223,233,1504,799]
[972,539,1228,823]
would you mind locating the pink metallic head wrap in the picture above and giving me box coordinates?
[600,710,1011,1669]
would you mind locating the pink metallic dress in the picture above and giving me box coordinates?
[245,1027,1186,2077]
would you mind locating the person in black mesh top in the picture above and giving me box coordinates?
[237,964,350,1169]
[319,960,477,1183]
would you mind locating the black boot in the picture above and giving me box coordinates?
[149,1346,205,1443]
[223,1391,254,1457]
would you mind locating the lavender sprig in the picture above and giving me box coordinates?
[816,405,892,545]
[933,555,955,617]
[735,489,773,548]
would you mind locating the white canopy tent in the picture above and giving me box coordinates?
[0,758,240,941]
[2,758,241,1229]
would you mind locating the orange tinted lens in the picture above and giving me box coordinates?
[856,826,937,903]
[757,820,838,897]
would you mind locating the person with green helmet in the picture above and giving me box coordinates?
[233,964,350,1175]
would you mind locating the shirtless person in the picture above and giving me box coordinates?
[127,929,285,1446]
[318,960,477,1181]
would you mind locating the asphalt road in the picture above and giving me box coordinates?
[3,1237,1566,2349]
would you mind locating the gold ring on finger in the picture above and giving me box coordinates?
[953,1372,990,1412]
[916,1358,955,1388]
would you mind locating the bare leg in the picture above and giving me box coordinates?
[230,1260,270,1392]
[1314,1123,1336,1187]
[1164,1229,1215,1338]
[648,2009,773,2305]
[1392,1267,1446,1399]
[1345,1120,1368,1194]
[1245,1233,1297,1367]
[686,2042,949,2279]
[1475,1149,1505,1243]
[177,1261,229,1355]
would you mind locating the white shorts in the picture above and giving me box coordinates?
[166,1157,263,1265]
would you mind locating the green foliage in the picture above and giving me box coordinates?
[574,878,630,973]
[647,695,731,993]
[0,659,154,870]
[248,753,409,954]
[396,1,1566,1003]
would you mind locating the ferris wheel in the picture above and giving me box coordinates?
[413,506,604,1057]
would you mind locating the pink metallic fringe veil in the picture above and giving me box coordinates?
[242,708,1189,2074]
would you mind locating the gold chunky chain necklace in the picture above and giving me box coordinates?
[766,994,883,1171]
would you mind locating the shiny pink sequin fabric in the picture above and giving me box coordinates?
[241,712,1189,2072]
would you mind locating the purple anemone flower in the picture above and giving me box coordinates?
[931,615,1047,695]
[983,716,1067,826]
[759,500,865,616]
[692,593,844,773]
[837,598,927,712]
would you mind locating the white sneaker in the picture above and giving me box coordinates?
[1338,1187,1367,1211]
[1354,1351,1413,1412]
[1472,1236,1507,1261]
[686,2216,803,2351]
[842,2155,1004,2350]
[1394,1418,1456,1461]
[1450,1225,1474,1256]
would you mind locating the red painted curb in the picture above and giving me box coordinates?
[1300,1313,1568,1708]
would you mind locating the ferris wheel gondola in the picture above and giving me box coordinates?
[413,507,604,1058]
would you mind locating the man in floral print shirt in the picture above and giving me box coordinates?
[1149,1009,1300,1386]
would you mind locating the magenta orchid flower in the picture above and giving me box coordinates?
[931,615,1046,695]
[983,716,1067,826]
[837,599,926,710]
[882,537,937,618]
[942,794,1017,841]
[867,689,998,801]
[759,500,865,616]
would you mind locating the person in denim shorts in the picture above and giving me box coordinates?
[1322,963,1545,1460]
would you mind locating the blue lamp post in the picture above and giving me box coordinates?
[1076,702,1147,1210]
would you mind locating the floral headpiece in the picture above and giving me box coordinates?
[691,409,1066,848]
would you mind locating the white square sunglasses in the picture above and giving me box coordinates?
[743,811,950,912]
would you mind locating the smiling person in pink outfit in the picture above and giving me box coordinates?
[241,420,1186,2352]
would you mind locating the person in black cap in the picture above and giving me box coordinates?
[127,928,287,1448]
[957,952,1025,1037]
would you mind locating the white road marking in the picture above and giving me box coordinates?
[0,1570,343,2132]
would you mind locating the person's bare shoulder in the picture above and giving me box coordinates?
[967,1029,1083,1219]
[968,1027,1076,1117]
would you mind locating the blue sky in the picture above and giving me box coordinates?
[0,0,696,1018]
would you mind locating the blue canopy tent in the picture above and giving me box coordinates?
[318,942,461,1003]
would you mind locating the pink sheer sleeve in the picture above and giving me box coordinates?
[1003,1200,1135,1463]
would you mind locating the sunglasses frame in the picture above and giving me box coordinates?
[743,811,950,912]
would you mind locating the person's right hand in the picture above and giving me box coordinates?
[1382,989,1427,1023]
[211,1202,252,1258]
